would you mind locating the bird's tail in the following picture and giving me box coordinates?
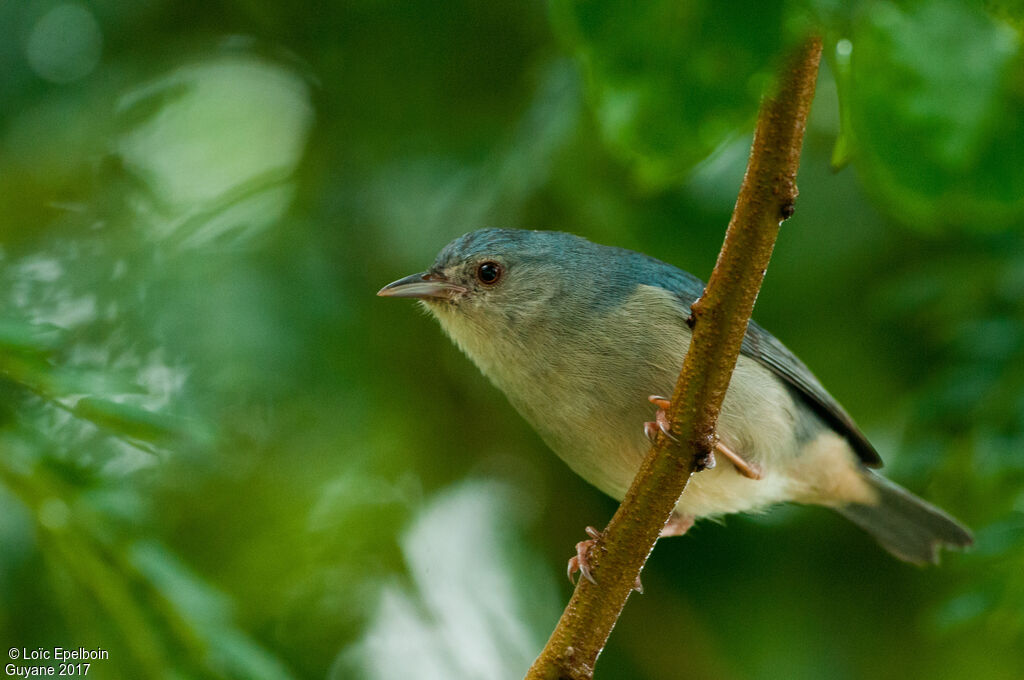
[835,471,973,565]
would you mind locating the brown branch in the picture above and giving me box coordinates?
[524,36,822,680]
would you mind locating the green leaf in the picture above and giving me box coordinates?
[985,0,1024,33]
[0,353,62,397]
[130,541,297,680]
[551,0,789,188]
[0,352,141,402]
[47,366,144,398]
[0,318,62,355]
[72,397,185,444]
[846,0,1024,229]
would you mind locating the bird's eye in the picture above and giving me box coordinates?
[476,261,503,286]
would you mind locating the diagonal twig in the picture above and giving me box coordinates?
[525,35,823,680]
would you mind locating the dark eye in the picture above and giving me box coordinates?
[476,261,502,285]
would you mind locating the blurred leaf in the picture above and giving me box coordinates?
[341,481,556,680]
[115,54,314,250]
[2,2,1023,679]
[1,355,145,404]
[0,353,61,397]
[847,0,1024,229]
[830,38,855,170]
[46,366,145,399]
[550,0,789,188]
[985,0,1024,32]
[0,319,62,355]
[72,397,185,445]
[131,541,297,680]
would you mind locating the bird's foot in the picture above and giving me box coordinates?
[566,526,601,586]
[566,526,644,593]
[643,396,679,442]
[644,395,762,480]
[644,395,715,471]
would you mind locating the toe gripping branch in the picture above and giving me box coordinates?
[566,526,645,594]
[566,526,602,587]
[644,396,762,480]
[565,394,765,596]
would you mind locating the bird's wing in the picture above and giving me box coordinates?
[740,321,882,467]
[638,257,882,468]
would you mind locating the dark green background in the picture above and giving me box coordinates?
[1,1,1021,678]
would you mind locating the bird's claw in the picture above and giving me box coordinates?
[566,526,644,594]
[646,395,709,472]
[645,394,765,479]
[567,526,602,586]
[648,396,672,411]
[644,395,677,442]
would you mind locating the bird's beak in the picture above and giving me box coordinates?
[376,271,468,300]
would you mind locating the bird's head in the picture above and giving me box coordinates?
[377,228,683,380]
[377,229,580,327]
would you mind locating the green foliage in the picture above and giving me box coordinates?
[845,0,1024,229]
[1,1,1022,679]
[554,0,1024,229]
[550,0,790,188]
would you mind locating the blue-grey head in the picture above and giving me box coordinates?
[376,227,703,391]
[379,228,624,375]
[377,228,563,309]
[378,227,699,314]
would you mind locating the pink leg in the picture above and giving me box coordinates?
[715,440,763,480]
[645,395,763,479]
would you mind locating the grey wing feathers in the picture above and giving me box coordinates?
[632,252,882,468]
[741,321,883,467]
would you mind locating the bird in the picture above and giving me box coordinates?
[378,228,972,577]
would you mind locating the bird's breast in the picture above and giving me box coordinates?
[431,284,840,517]
[433,284,695,498]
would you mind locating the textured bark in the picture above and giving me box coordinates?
[525,35,823,680]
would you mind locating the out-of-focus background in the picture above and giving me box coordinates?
[1,1,1022,678]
